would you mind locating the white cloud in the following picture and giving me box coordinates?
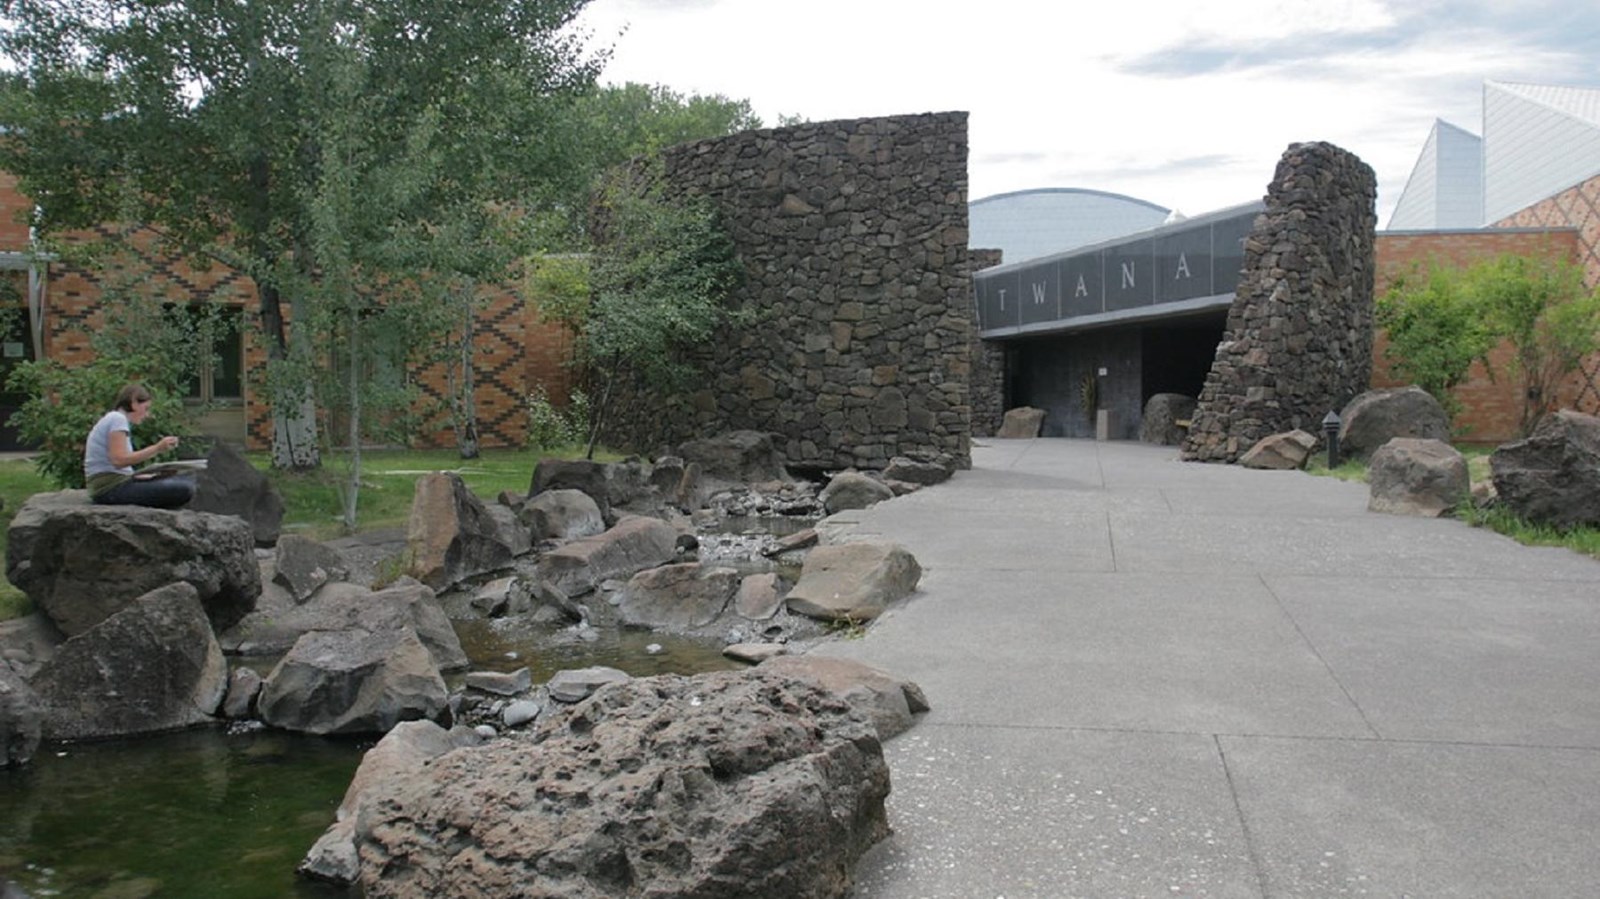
[574,0,1600,224]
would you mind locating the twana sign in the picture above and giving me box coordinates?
[974,200,1262,337]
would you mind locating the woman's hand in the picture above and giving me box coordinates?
[156,435,180,452]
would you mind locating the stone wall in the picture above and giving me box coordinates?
[1182,142,1377,462]
[597,113,974,471]
[968,248,1005,437]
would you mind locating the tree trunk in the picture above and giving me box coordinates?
[455,281,480,460]
[342,296,362,532]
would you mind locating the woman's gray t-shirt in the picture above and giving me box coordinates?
[84,409,134,479]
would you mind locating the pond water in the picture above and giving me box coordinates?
[0,624,741,898]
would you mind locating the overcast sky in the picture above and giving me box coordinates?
[573,0,1600,226]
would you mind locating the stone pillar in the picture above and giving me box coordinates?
[1182,142,1377,463]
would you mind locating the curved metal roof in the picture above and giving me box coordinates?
[969,187,1171,267]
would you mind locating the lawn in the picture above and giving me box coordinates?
[0,443,618,621]
[1304,443,1600,562]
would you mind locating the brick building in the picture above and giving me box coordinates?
[0,172,577,452]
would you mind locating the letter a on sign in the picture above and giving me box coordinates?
[1175,253,1191,279]
[1075,275,1088,298]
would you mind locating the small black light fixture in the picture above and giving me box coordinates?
[1321,410,1341,468]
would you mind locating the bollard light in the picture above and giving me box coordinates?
[1321,410,1341,468]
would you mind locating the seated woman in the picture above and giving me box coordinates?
[83,383,197,509]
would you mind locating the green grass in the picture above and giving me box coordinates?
[1303,443,1600,562]
[262,445,624,540]
[0,458,53,619]
[0,443,622,620]
[1457,500,1600,561]
[1302,453,1370,482]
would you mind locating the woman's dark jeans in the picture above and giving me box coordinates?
[91,475,197,509]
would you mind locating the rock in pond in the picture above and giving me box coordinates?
[31,582,228,741]
[6,493,260,638]
[258,627,448,736]
[351,670,890,899]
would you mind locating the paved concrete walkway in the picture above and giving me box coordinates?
[819,438,1600,899]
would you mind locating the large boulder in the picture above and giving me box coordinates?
[1368,438,1469,517]
[30,582,227,741]
[882,453,956,487]
[535,515,680,597]
[675,429,789,483]
[258,627,448,736]
[1239,429,1317,470]
[300,720,483,886]
[759,655,930,741]
[528,459,613,520]
[272,534,350,604]
[0,661,42,768]
[1141,393,1197,446]
[351,670,890,899]
[188,441,286,547]
[6,493,261,638]
[819,471,895,514]
[785,541,922,622]
[518,488,605,541]
[405,473,514,590]
[219,579,467,671]
[1490,410,1600,528]
[1338,386,1451,460]
[997,406,1045,438]
[615,562,741,631]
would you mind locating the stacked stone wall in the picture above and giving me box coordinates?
[967,248,1005,437]
[1183,142,1377,462]
[597,113,973,470]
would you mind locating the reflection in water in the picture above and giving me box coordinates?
[0,623,740,898]
[0,728,363,898]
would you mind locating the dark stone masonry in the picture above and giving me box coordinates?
[599,113,974,471]
[1182,142,1377,463]
[966,247,1006,438]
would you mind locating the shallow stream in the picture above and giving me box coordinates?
[0,624,741,898]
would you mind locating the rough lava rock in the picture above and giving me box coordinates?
[1239,429,1317,470]
[1490,409,1600,529]
[0,660,42,768]
[535,516,680,597]
[272,534,350,604]
[759,654,930,740]
[1338,386,1451,460]
[615,562,741,631]
[997,406,1045,438]
[189,440,287,547]
[1368,438,1469,517]
[518,488,606,541]
[220,579,467,671]
[786,541,922,622]
[258,627,449,736]
[675,430,790,483]
[30,582,227,741]
[299,720,483,887]
[405,473,514,590]
[6,493,260,637]
[351,670,890,899]
[1141,393,1197,445]
[819,471,895,513]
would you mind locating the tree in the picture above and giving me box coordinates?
[532,82,764,252]
[558,166,744,458]
[1467,254,1600,437]
[1376,254,1600,437]
[6,257,211,488]
[1376,264,1497,422]
[0,0,603,469]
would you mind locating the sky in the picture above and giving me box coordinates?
[571,0,1600,227]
